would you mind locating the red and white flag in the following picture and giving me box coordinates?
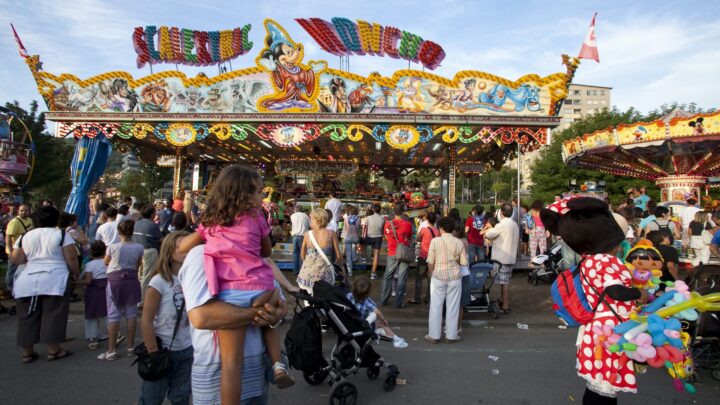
[578,13,599,63]
[10,23,29,59]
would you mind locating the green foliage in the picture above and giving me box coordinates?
[4,101,74,206]
[529,103,714,204]
[118,162,173,203]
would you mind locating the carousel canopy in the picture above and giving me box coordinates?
[562,109,720,180]
[25,19,577,173]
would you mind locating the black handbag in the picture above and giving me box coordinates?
[132,299,185,381]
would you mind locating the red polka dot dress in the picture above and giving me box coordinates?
[576,254,638,396]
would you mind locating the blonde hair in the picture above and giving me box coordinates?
[153,231,191,284]
[694,211,707,224]
[183,192,194,217]
[310,207,329,228]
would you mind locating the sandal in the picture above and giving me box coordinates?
[47,349,73,361]
[424,335,439,344]
[444,337,461,343]
[272,362,295,389]
[500,308,511,314]
[22,352,39,364]
[97,351,117,361]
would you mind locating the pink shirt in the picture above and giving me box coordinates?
[198,210,274,296]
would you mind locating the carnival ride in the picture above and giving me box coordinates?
[0,106,35,208]
[563,109,720,203]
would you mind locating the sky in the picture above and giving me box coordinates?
[1,0,719,114]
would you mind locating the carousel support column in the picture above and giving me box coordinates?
[447,145,457,213]
[655,175,707,203]
[172,149,185,198]
[192,162,201,192]
[516,142,522,259]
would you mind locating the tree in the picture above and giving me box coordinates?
[118,161,173,203]
[529,103,714,204]
[4,101,74,206]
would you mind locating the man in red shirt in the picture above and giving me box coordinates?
[380,205,413,308]
[464,205,486,264]
[409,212,438,304]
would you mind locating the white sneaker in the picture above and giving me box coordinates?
[97,351,118,361]
[393,336,408,348]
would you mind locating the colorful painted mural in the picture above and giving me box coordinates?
[32,19,575,117]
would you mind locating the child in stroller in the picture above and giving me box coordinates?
[346,276,408,348]
[528,239,564,285]
[286,280,400,405]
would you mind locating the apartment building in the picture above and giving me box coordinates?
[505,84,612,191]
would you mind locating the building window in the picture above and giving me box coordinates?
[573,109,582,114]
[573,90,581,95]
[600,90,606,96]
[601,100,606,104]
[586,90,592,96]
[575,99,581,105]
[565,99,573,105]
[592,90,598,96]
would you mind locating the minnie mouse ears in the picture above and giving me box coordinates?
[689,117,704,127]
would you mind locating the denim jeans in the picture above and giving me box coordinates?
[241,388,269,405]
[139,346,193,405]
[84,317,107,340]
[380,255,409,308]
[468,243,485,264]
[344,242,356,276]
[292,235,304,275]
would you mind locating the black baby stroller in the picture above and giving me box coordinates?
[528,240,564,285]
[286,281,400,405]
[465,259,501,319]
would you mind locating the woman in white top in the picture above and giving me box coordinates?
[297,208,343,294]
[139,231,194,404]
[10,206,80,363]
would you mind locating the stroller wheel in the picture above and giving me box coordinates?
[489,302,500,320]
[303,369,329,386]
[367,366,380,380]
[383,374,397,392]
[329,381,358,405]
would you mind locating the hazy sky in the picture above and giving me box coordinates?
[1,0,718,113]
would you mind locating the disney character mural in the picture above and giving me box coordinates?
[257,20,326,112]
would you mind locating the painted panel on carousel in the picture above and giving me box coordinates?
[32,20,574,117]
[256,123,321,147]
[581,129,616,150]
[562,138,584,158]
[385,125,420,150]
[616,122,665,144]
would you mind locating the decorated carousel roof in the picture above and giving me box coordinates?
[23,19,578,173]
[562,109,720,180]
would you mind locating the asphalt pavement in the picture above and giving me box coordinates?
[0,270,718,405]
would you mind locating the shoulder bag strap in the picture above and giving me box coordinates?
[308,230,332,267]
[168,298,186,349]
[389,220,404,245]
[428,227,436,238]
[576,259,622,322]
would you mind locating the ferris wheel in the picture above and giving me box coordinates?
[0,106,35,205]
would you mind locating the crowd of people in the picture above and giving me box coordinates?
[3,174,720,404]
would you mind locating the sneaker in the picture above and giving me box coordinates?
[87,340,99,350]
[97,351,117,361]
[391,291,396,297]
[127,348,135,357]
[370,273,377,280]
[393,336,408,348]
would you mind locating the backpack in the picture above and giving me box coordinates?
[550,259,617,327]
[652,220,674,243]
[284,306,325,373]
[525,213,535,230]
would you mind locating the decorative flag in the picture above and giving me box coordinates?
[10,23,29,59]
[578,13,599,63]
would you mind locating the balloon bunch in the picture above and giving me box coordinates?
[606,291,720,394]
[624,239,664,296]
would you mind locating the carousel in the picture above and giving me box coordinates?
[562,109,720,203]
[0,106,35,210]
[18,18,580,226]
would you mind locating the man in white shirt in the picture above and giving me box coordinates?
[680,197,701,238]
[325,191,342,222]
[481,203,519,314]
[95,207,120,245]
[290,206,310,275]
[179,245,287,405]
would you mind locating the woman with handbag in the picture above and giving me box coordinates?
[342,205,361,277]
[297,208,343,294]
[138,231,193,405]
[11,206,80,363]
